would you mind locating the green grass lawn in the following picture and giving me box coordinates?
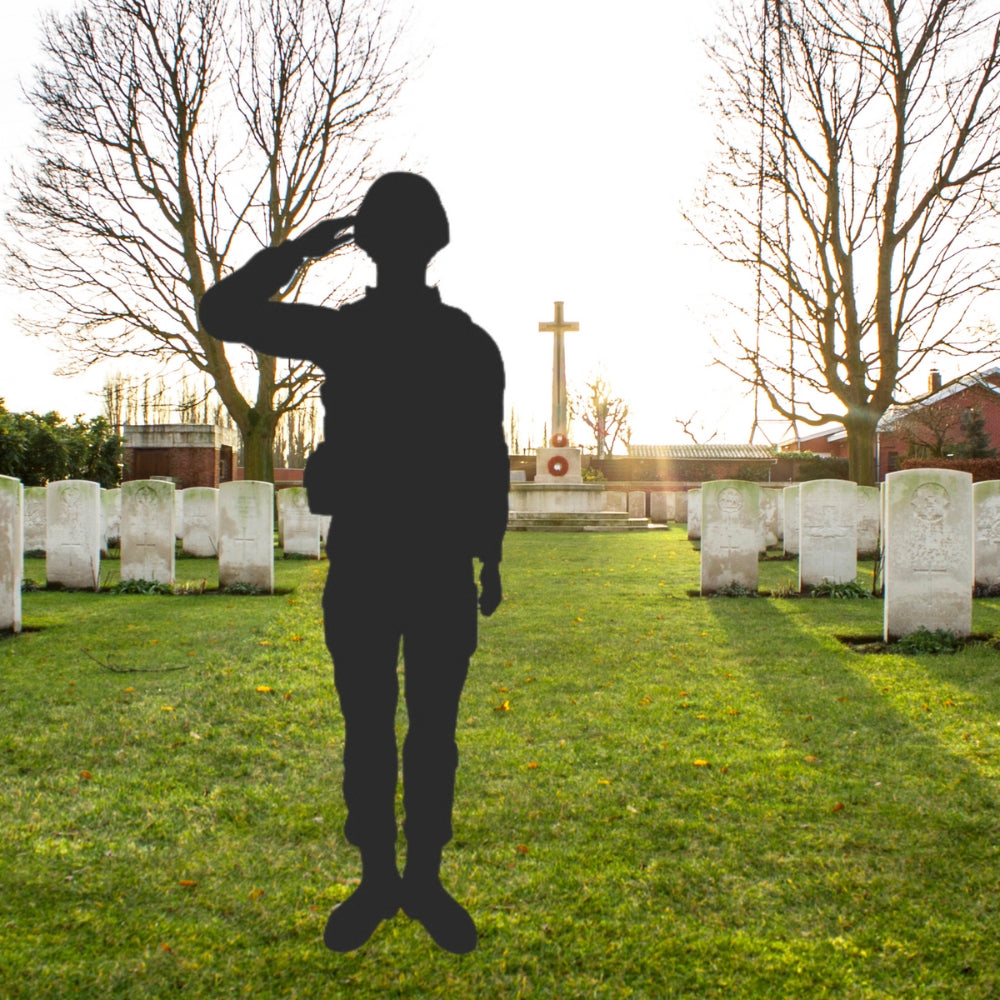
[3,532,1000,998]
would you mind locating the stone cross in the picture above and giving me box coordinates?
[538,301,579,440]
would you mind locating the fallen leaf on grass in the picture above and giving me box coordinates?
[79,771,93,781]
[257,686,274,694]
[527,762,539,769]
[179,880,197,887]
[832,802,845,813]
[804,755,821,764]
[493,700,511,712]
[516,845,530,854]
[693,760,711,768]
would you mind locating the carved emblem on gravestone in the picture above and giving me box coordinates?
[717,487,744,516]
[909,482,952,573]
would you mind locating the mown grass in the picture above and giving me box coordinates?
[2,532,1000,998]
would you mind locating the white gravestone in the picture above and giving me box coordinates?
[649,492,670,524]
[674,491,688,522]
[603,491,628,513]
[857,485,881,557]
[174,488,184,541]
[628,491,646,519]
[320,515,332,547]
[782,485,800,556]
[0,476,23,632]
[798,480,858,590]
[973,480,1000,591]
[181,487,219,557]
[219,481,274,593]
[23,486,47,553]
[101,488,122,555]
[884,469,973,641]
[121,480,176,584]
[758,487,782,550]
[46,480,102,590]
[281,487,321,559]
[700,480,760,595]
[687,488,702,541]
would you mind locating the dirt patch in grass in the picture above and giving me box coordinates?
[836,632,995,654]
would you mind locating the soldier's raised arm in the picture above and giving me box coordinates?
[198,217,354,361]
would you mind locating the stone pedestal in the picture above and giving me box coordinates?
[533,446,583,484]
[508,482,647,532]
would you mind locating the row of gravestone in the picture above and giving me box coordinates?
[0,478,333,631]
[688,481,882,563]
[603,490,690,522]
[693,471,997,641]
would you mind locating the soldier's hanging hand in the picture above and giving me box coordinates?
[478,562,502,617]
[293,217,356,259]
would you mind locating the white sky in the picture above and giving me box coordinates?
[0,0,869,448]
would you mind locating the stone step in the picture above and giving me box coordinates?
[507,512,651,532]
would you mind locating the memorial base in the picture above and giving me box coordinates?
[508,481,649,532]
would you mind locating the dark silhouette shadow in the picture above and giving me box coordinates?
[199,173,508,953]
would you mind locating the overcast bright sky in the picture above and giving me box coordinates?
[1,0,800,447]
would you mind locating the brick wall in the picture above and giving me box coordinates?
[124,445,234,489]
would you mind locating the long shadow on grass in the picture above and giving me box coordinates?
[698,594,1000,972]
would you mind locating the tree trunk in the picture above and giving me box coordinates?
[845,409,880,487]
[242,409,277,484]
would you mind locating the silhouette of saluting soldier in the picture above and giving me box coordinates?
[200,173,508,953]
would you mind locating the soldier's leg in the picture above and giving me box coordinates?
[322,568,403,951]
[399,558,479,953]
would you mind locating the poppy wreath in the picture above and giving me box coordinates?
[547,455,569,477]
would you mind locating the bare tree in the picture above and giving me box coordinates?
[689,0,1000,485]
[675,412,718,446]
[572,373,632,459]
[5,0,406,482]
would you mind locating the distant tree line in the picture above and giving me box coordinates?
[0,400,122,487]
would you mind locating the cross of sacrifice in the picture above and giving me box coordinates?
[538,301,579,442]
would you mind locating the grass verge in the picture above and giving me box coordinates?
[2,532,999,998]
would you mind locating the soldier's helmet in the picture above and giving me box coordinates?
[353,172,449,264]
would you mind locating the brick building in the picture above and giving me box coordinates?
[123,424,238,489]
[781,367,1000,481]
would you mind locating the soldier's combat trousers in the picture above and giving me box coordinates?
[323,546,478,855]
